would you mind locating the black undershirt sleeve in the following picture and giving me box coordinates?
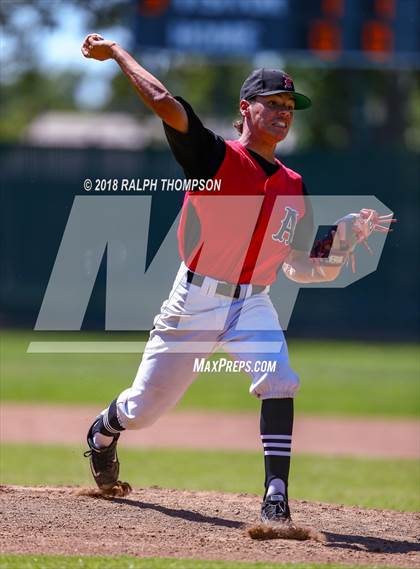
[163,96,226,179]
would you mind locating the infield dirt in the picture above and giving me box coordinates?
[2,404,419,458]
[1,485,419,566]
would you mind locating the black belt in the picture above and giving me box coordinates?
[186,270,266,299]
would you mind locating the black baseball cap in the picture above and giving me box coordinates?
[240,68,311,110]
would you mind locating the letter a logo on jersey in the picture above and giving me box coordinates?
[272,207,299,245]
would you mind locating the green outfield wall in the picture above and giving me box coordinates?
[1,144,418,340]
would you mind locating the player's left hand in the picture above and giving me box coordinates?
[332,208,397,271]
[335,208,396,248]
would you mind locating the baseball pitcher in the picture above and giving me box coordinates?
[81,34,394,525]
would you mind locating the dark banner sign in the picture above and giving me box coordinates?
[134,0,420,66]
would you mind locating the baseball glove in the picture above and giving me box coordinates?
[311,208,396,273]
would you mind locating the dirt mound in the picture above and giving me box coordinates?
[1,485,419,566]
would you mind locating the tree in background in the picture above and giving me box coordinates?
[0,0,130,141]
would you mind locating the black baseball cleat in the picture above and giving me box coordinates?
[84,418,120,490]
[261,493,291,524]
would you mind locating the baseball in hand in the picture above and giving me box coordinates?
[81,34,116,61]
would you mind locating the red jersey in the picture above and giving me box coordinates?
[177,140,306,285]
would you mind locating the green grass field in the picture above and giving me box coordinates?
[0,556,401,569]
[1,444,418,512]
[1,330,419,417]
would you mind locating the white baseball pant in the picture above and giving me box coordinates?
[115,263,300,430]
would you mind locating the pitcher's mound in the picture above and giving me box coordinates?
[1,485,419,567]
